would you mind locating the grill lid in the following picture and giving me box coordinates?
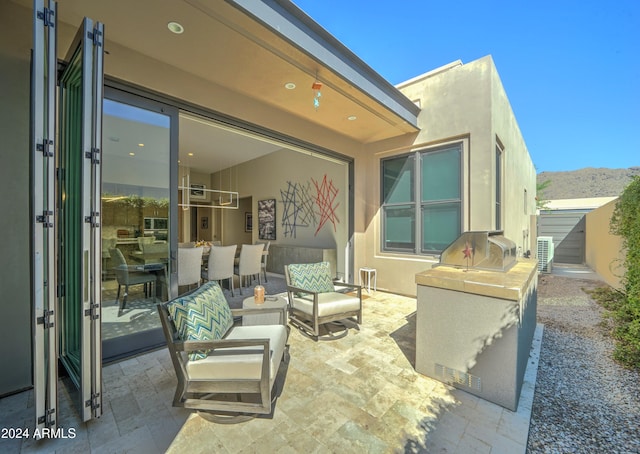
[439,231,517,272]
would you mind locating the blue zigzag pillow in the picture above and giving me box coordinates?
[288,262,335,296]
[167,281,233,361]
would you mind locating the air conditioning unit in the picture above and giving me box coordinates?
[537,236,554,273]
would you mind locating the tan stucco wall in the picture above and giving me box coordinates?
[353,56,537,295]
[585,199,625,289]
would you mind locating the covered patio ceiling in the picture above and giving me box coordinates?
[18,0,421,173]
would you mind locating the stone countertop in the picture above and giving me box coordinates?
[415,258,538,301]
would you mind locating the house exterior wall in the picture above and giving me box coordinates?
[585,198,625,289]
[0,1,34,396]
[354,56,536,296]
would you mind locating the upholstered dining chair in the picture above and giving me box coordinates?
[255,241,271,283]
[202,245,237,296]
[178,246,204,292]
[234,244,264,295]
[109,247,156,311]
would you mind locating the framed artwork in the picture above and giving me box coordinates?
[258,199,276,240]
[190,183,206,200]
[245,212,253,232]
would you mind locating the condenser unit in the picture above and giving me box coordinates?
[537,236,554,273]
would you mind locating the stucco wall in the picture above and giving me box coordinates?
[0,1,33,395]
[490,60,538,254]
[585,199,625,289]
[355,56,536,296]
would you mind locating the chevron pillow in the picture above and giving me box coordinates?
[288,262,335,296]
[167,281,233,361]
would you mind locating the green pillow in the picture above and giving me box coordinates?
[288,262,335,296]
[167,281,233,361]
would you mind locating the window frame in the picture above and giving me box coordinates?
[381,142,463,255]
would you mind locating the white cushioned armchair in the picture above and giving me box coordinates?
[157,281,288,423]
[284,262,362,340]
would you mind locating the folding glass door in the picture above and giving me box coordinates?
[32,0,104,429]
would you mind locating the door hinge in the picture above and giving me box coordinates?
[84,303,100,320]
[85,211,100,227]
[37,408,56,426]
[85,393,101,410]
[36,139,54,157]
[37,310,55,329]
[36,211,54,228]
[88,29,103,47]
[36,7,55,28]
[85,147,100,164]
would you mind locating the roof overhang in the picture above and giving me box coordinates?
[20,0,420,144]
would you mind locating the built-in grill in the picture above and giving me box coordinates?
[438,231,517,272]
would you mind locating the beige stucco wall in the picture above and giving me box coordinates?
[585,199,625,289]
[353,56,537,295]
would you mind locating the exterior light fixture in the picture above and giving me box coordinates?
[284,82,296,90]
[167,21,184,34]
[312,81,322,110]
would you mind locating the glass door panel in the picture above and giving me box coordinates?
[57,15,104,422]
[101,94,173,360]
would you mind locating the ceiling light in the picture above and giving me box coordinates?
[138,143,144,147]
[129,152,135,156]
[188,152,194,156]
[347,115,357,121]
[284,82,296,90]
[167,21,184,34]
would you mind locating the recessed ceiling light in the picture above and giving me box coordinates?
[167,21,184,34]
[188,152,194,156]
[138,143,144,147]
[129,152,135,156]
[284,82,296,90]
[347,115,357,121]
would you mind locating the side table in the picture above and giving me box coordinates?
[242,295,288,326]
[358,267,377,293]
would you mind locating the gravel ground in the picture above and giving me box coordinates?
[527,274,640,453]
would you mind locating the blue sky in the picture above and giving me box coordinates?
[293,0,639,173]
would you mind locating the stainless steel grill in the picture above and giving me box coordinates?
[439,231,517,272]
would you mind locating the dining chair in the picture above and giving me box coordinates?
[109,247,157,311]
[178,246,204,292]
[256,240,271,283]
[234,244,264,295]
[202,245,237,296]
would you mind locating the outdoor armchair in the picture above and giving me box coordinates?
[157,281,288,423]
[284,262,362,340]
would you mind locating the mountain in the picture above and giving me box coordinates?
[537,167,640,200]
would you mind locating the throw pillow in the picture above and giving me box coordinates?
[288,262,335,296]
[167,281,233,361]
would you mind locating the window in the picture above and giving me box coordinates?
[382,143,462,254]
[495,144,503,230]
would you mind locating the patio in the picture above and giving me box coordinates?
[3,287,539,453]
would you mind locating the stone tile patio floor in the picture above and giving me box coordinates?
[1,290,541,453]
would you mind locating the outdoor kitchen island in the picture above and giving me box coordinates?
[415,231,538,411]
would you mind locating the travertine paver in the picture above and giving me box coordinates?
[1,288,540,453]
